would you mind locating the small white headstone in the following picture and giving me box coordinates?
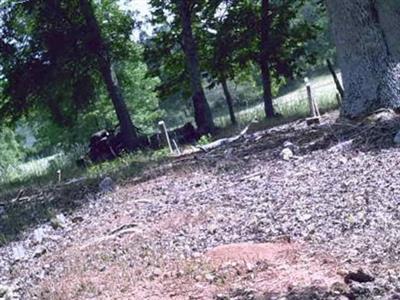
[12,244,26,262]
[280,148,294,161]
[33,227,46,244]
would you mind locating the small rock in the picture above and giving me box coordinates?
[205,273,215,283]
[283,141,299,154]
[0,284,14,299]
[298,213,312,222]
[328,140,353,153]
[344,269,375,284]
[280,148,294,161]
[246,263,255,273]
[207,224,218,234]
[50,213,67,229]
[99,177,115,193]
[331,281,349,294]
[153,268,162,277]
[72,216,84,223]
[0,285,9,297]
[33,246,47,258]
[394,131,400,144]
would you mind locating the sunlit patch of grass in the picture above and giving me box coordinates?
[0,147,171,201]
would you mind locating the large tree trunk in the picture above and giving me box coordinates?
[326,0,400,118]
[260,0,275,118]
[220,76,237,125]
[179,0,215,135]
[79,0,138,151]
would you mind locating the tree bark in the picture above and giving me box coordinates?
[179,0,215,135]
[326,0,400,118]
[79,0,138,151]
[220,76,237,125]
[260,0,275,118]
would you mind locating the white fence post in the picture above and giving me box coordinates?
[158,121,174,154]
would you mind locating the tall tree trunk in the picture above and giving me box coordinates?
[79,0,138,150]
[260,0,275,118]
[220,76,236,125]
[179,0,215,135]
[326,0,400,118]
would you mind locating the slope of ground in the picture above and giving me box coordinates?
[1,110,400,299]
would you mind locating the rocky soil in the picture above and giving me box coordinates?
[2,110,400,299]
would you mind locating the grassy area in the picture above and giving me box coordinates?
[0,72,341,200]
[0,148,170,201]
[215,72,341,128]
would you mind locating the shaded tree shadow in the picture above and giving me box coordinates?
[227,110,400,158]
[0,159,154,246]
[0,176,99,246]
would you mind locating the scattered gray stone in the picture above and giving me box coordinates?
[205,273,215,283]
[0,284,15,299]
[207,224,218,234]
[0,285,9,297]
[71,216,84,223]
[33,246,47,259]
[344,269,375,284]
[50,213,67,229]
[283,141,300,154]
[99,177,115,193]
[328,140,353,153]
[280,148,294,161]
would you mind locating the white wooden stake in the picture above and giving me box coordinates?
[305,77,321,126]
[305,77,317,117]
[57,169,62,183]
[172,139,181,155]
[158,121,174,154]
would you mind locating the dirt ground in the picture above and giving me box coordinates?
[2,110,400,299]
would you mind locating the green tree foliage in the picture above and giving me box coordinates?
[298,0,335,69]
[0,0,162,153]
[0,0,99,125]
[145,0,322,121]
[23,53,162,153]
[146,0,215,134]
[0,127,25,170]
[218,0,320,117]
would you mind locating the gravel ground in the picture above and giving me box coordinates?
[2,111,400,299]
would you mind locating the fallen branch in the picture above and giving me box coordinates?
[80,225,141,250]
[109,223,138,236]
[239,171,264,182]
[197,119,256,153]
[11,190,24,203]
